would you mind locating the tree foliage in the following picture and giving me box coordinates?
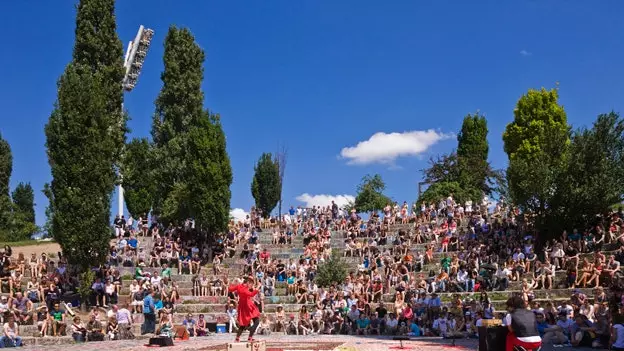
[316,251,348,288]
[12,183,35,225]
[503,87,570,238]
[353,174,391,213]
[121,138,154,218]
[0,133,12,235]
[185,111,232,235]
[553,112,624,235]
[45,0,125,270]
[251,153,280,218]
[419,114,502,205]
[151,26,232,235]
[457,113,493,195]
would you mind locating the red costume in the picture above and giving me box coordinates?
[228,284,260,327]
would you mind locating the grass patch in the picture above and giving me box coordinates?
[0,240,57,247]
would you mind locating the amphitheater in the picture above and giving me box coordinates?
[6,220,617,349]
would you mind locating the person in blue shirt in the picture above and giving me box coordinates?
[409,320,422,336]
[182,314,197,337]
[356,314,370,335]
[141,290,156,335]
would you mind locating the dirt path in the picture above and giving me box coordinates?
[10,242,61,258]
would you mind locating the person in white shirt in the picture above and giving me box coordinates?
[433,314,449,337]
[1,315,22,347]
[385,314,398,335]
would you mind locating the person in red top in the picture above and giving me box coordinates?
[228,277,261,342]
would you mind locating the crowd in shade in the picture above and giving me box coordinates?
[1,195,624,349]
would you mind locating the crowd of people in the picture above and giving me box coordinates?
[219,197,624,349]
[0,195,624,349]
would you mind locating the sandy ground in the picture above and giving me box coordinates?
[10,242,62,258]
[19,334,478,351]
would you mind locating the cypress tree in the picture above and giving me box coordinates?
[251,153,281,218]
[11,183,35,225]
[0,133,12,236]
[45,0,125,270]
[457,113,490,198]
[121,138,154,219]
[152,26,232,235]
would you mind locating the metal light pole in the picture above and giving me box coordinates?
[118,25,154,217]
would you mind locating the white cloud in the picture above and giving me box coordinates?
[296,193,355,208]
[520,49,532,57]
[340,129,452,165]
[230,208,249,222]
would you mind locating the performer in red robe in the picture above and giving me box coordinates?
[228,277,261,342]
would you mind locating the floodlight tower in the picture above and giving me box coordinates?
[118,25,154,218]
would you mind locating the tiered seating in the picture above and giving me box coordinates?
[7,220,618,345]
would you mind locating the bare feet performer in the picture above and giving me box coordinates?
[228,276,261,342]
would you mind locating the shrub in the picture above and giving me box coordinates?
[315,252,348,287]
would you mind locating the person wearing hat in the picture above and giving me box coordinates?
[228,276,261,342]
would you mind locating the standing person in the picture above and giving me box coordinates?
[141,289,156,335]
[228,277,261,342]
[504,296,542,351]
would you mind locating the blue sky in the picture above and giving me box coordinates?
[1,1,624,225]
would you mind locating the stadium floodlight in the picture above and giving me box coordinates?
[123,25,154,91]
[118,25,154,218]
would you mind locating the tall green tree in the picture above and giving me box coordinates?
[12,183,35,225]
[186,111,232,235]
[9,183,38,241]
[559,112,624,229]
[457,113,491,194]
[0,133,12,235]
[121,138,154,219]
[503,87,570,239]
[45,0,125,270]
[419,113,502,205]
[353,174,391,213]
[251,153,281,218]
[152,26,232,234]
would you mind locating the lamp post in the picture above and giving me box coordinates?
[118,25,154,217]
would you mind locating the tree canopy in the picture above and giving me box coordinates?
[45,0,125,270]
[121,138,154,219]
[503,87,570,239]
[151,26,232,234]
[353,174,391,213]
[0,133,12,236]
[12,183,35,225]
[251,153,281,218]
[419,113,501,205]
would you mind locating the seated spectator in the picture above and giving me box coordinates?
[0,315,22,347]
[571,315,596,347]
[11,291,33,325]
[106,316,119,340]
[196,314,208,336]
[50,303,66,336]
[86,314,104,341]
[182,314,197,337]
[71,316,86,342]
[91,278,106,307]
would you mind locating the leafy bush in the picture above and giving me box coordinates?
[316,252,348,287]
[77,270,96,304]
